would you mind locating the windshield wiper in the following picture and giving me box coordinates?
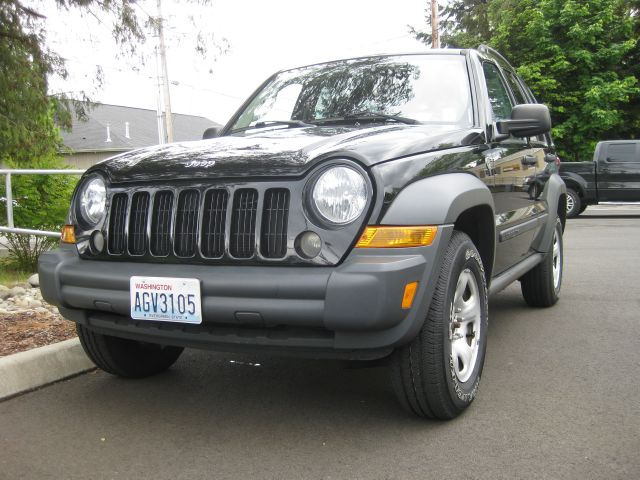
[231,119,313,133]
[311,111,419,125]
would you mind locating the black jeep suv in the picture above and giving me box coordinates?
[40,46,566,419]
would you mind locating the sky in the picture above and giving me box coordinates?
[41,0,433,125]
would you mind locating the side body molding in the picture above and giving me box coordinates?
[379,172,495,226]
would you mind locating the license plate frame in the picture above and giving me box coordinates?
[130,276,202,324]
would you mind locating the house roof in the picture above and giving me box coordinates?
[60,103,221,153]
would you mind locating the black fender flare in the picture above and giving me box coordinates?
[532,173,566,253]
[380,172,495,226]
[560,171,587,197]
[379,173,496,279]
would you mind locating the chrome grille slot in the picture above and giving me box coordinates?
[261,188,289,258]
[201,189,228,258]
[128,192,150,255]
[174,189,200,257]
[107,193,128,254]
[230,189,258,258]
[150,190,174,257]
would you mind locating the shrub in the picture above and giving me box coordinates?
[0,155,79,271]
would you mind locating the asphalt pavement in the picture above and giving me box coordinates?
[1,205,639,479]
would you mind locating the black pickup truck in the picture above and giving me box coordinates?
[561,140,640,217]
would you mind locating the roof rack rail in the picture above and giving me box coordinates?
[478,44,515,69]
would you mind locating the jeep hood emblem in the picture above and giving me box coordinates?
[185,160,216,168]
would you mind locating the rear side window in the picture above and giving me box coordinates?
[606,143,639,162]
[482,62,513,121]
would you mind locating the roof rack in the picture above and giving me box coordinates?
[478,44,515,69]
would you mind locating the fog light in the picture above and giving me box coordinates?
[61,225,76,244]
[402,282,419,310]
[90,230,105,254]
[296,231,322,258]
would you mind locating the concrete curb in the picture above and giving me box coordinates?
[0,338,95,401]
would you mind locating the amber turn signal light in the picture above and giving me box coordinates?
[356,226,438,248]
[402,281,419,310]
[60,225,76,244]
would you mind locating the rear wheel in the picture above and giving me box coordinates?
[566,188,581,218]
[520,218,563,307]
[390,231,488,420]
[77,324,184,378]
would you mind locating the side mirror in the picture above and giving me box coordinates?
[496,104,551,138]
[202,127,221,139]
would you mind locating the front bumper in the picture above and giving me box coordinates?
[39,227,451,359]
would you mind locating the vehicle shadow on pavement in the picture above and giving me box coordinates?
[59,290,534,435]
[577,214,640,219]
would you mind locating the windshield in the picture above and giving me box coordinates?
[230,54,473,132]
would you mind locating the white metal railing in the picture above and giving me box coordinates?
[0,169,85,238]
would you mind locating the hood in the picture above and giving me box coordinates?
[91,124,483,184]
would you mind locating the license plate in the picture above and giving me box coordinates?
[130,276,202,324]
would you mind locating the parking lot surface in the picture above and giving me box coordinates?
[1,205,639,479]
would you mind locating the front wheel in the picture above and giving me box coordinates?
[520,218,563,307]
[390,231,488,420]
[77,324,184,378]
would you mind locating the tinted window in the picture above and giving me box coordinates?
[230,55,473,132]
[504,72,527,104]
[607,143,638,162]
[482,62,513,121]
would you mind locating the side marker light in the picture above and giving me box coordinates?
[402,282,419,310]
[61,225,76,244]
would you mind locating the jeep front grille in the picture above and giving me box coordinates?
[150,191,174,257]
[174,190,200,258]
[201,189,228,258]
[105,187,290,261]
[261,188,290,259]
[230,189,258,258]
[128,192,150,255]
[108,193,128,255]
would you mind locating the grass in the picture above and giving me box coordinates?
[0,265,32,287]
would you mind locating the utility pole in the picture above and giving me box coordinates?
[154,46,166,145]
[431,0,440,49]
[157,0,174,143]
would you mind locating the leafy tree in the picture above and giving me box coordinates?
[411,0,640,161]
[489,0,639,160]
[1,1,224,269]
[1,0,225,166]
[0,155,79,271]
[0,1,146,166]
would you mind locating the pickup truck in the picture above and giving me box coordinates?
[39,46,566,420]
[561,140,640,217]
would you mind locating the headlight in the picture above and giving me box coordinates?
[78,177,106,225]
[312,166,367,225]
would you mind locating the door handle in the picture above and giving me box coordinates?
[522,155,537,166]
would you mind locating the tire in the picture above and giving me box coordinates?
[390,231,488,420]
[578,204,588,214]
[77,324,184,378]
[566,188,582,218]
[528,183,540,200]
[520,218,563,308]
